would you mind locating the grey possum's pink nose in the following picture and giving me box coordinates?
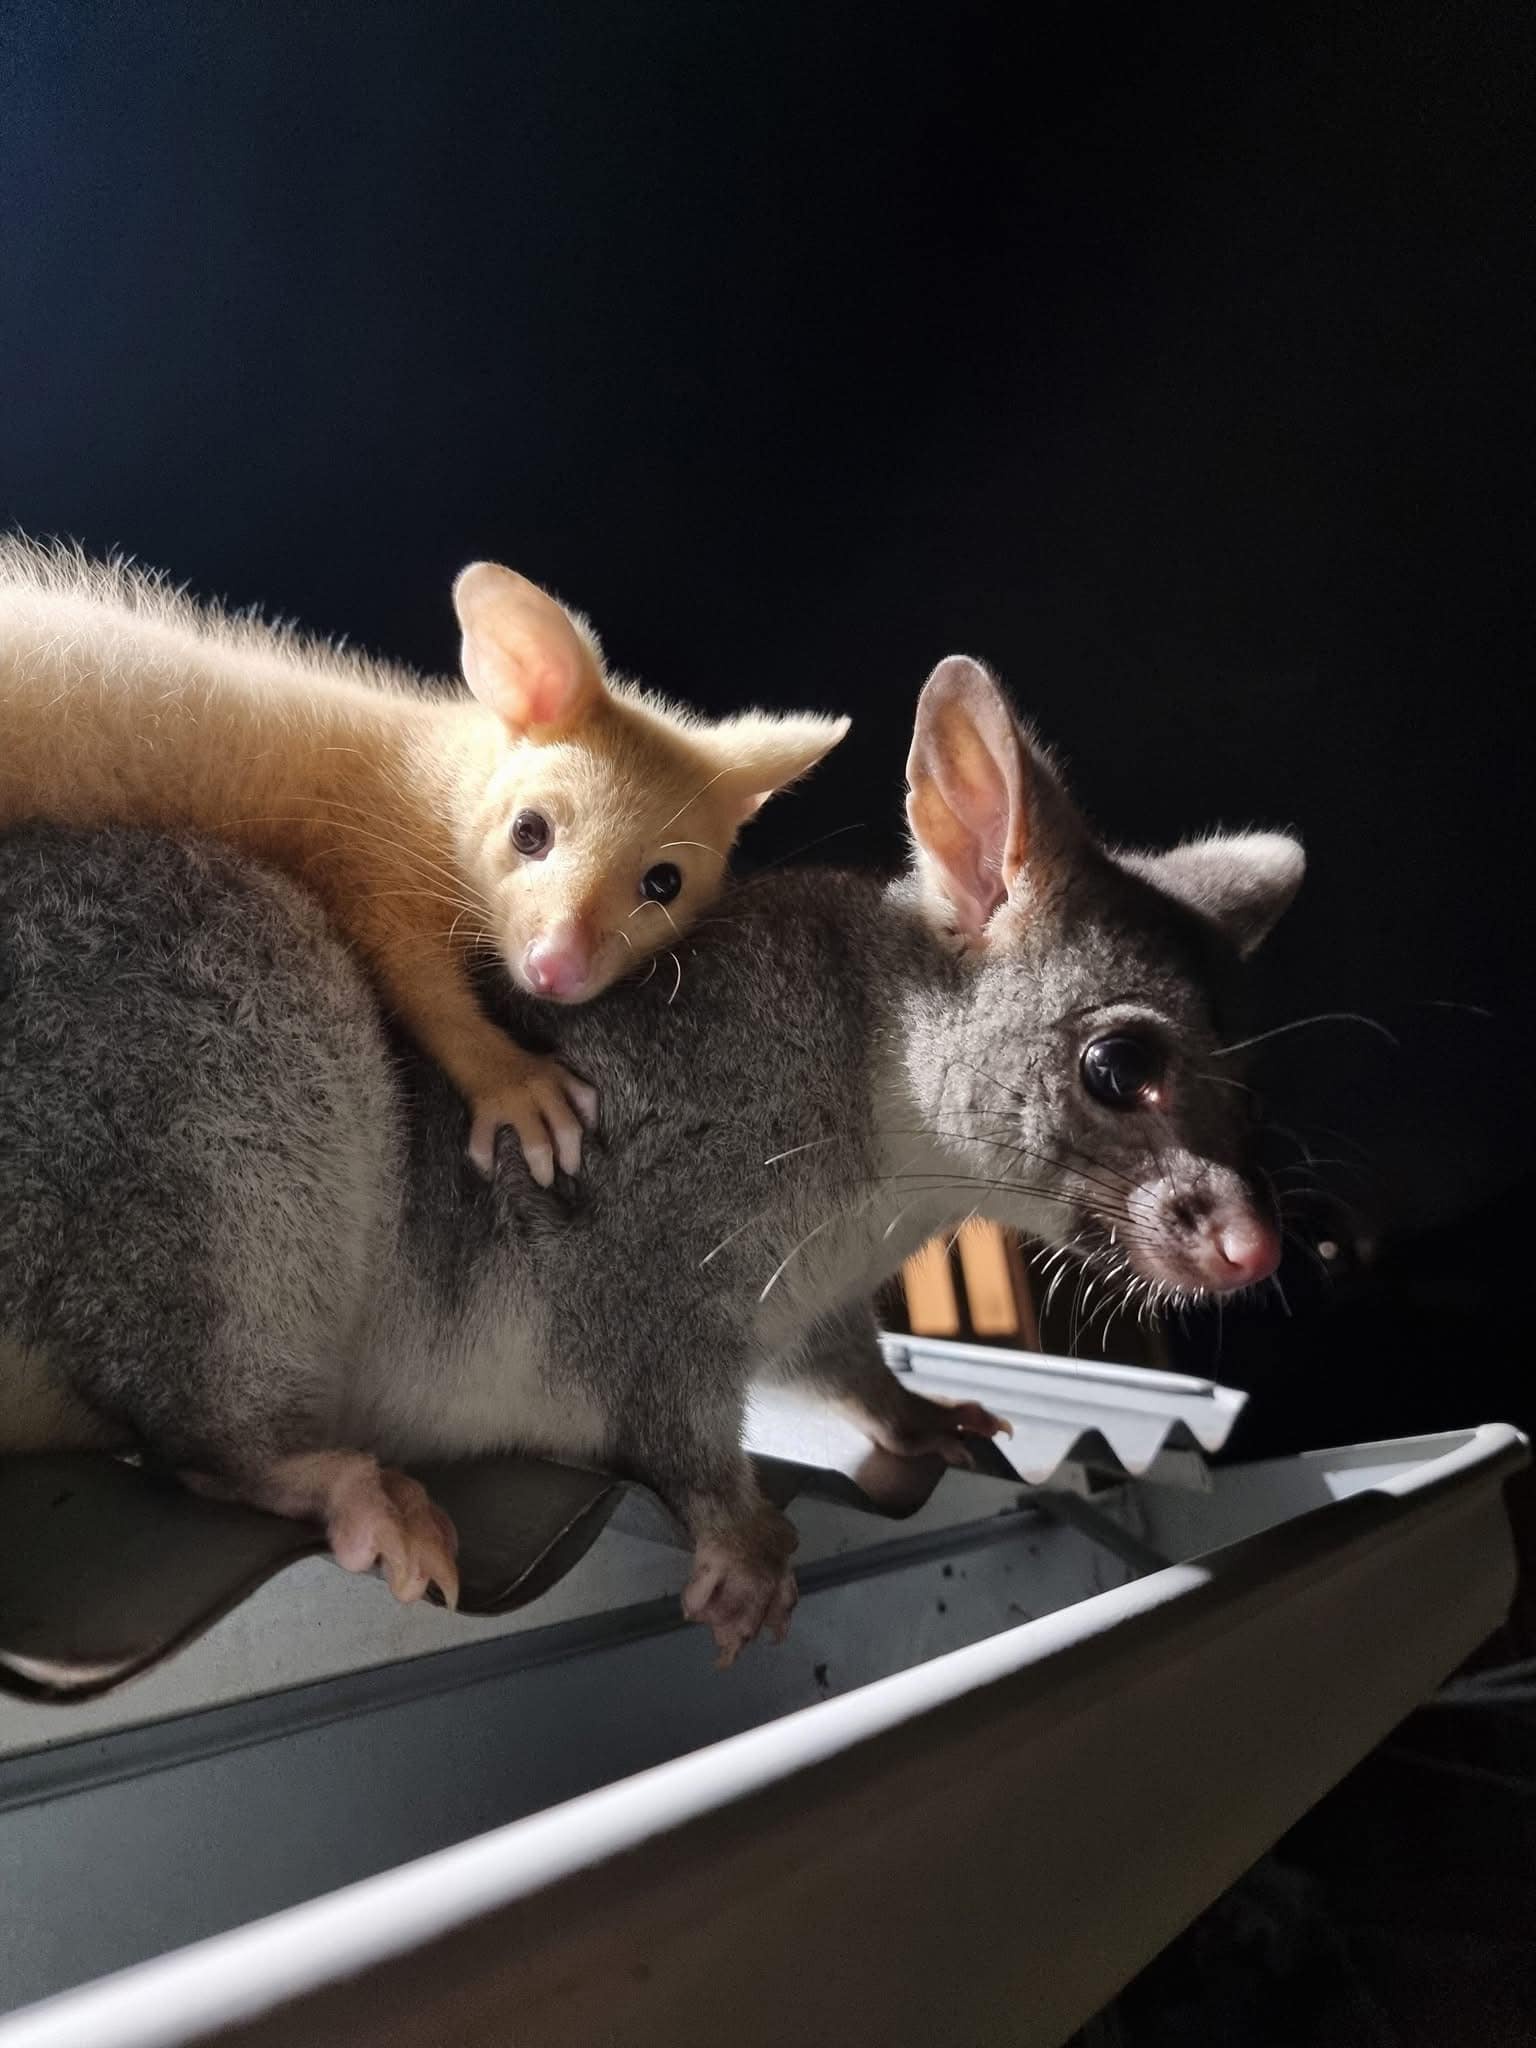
[1128,1172,1284,1294]
[1203,1213,1282,1291]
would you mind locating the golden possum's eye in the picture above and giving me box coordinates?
[511,810,552,858]
[640,862,682,904]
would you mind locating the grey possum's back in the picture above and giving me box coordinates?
[379,862,901,1360]
[501,866,892,1201]
[0,829,895,1454]
[0,824,397,1445]
[546,866,889,1113]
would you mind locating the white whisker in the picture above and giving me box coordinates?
[700,1212,766,1267]
[630,897,682,937]
[658,767,733,833]
[758,1213,844,1302]
[763,1137,838,1166]
[1212,1011,1399,1058]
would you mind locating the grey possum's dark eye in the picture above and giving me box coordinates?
[640,862,682,904]
[511,810,551,857]
[1081,1033,1164,1109]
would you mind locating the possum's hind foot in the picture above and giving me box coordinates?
[681,1496,800,1668]
[683,1544,798,1669]
[183,1449,460,1608]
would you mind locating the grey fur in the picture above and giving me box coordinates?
[1119,831,1304,958]
[0,830,397,1468]
[0,671,1302,1651]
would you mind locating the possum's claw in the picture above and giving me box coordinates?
[468,1054,598,1185]
[186,1451,461,1609]
[369,1468,462,1608]
[684,1544,799,1668]
[862,1389,1013,1464]
[314,1459,460,1608]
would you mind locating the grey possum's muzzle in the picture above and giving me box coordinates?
[1115,1153,1281,1297]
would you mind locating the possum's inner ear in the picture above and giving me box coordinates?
[453,562,604,740]
[704,712,851,826]
[1122,833,1305,957]
[905,656,1034,936]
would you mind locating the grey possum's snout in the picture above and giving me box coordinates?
[1121,1157,1282,1296]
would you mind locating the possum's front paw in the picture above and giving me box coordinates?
[468,1053,600,1186]
[865,1388,1014,1469]
[684,1544,799,1668]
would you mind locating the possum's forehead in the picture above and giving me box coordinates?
[494,730,711,841]
[1009,895,1234,1037]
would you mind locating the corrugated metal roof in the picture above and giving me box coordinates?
[888,1334,1246,1485]
[745,1337,1246,1499]
[2,1345,1247,1700]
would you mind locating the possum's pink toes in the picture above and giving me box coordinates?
[565,1076,600,1130]
[328,1472,459,1608]
[868,1390,1012,1462]
[945,1399,1013,1439]
[764,1572,798,1645]
[207,1451,461,1609]
[466,1109,506,1181]
[320,1465,456,1604]
[683,1544,799,1668]
[376,1468,461,1609]
[958,1409,1015,1441]
[469,1055,594,1185]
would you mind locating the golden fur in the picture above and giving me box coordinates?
[0,539,847,1179]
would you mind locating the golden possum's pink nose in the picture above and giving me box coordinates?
[522,923,593,1000]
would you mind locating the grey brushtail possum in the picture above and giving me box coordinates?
[0,656,1302,1663]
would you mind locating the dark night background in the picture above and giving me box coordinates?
[3,4,1534,2034]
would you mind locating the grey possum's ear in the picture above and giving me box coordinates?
[453,562,605,740]
[905,656,1041,936]
[1122,833,1305,957]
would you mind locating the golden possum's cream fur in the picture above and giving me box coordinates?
[0,540,848,1182]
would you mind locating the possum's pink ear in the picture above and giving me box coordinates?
[704,712,851,825]
[453,563,604,740]
[906,656,1034,936]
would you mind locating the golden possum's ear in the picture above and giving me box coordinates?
[701,711,852,826]
[453,562,605,740]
